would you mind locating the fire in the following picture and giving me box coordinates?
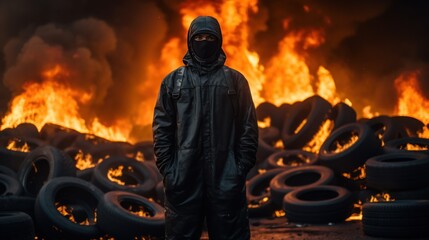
[346,201,363,221]
[107,165,135,186]
[6,139,30,152]
[404,143,428,151]
[107,165,126,185]
[329,133,359,154]
[56,203,95,225]
[3,0,428,145]
[127,205,152,218]
[0,65,130,142]
[303,119,334,153]
[74,150,95,170]
[369,193,394,203]
[394,72,429,124]
[342,166,366,181]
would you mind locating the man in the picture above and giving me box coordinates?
[152,16,258,239]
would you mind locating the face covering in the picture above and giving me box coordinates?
[191,39,219,61]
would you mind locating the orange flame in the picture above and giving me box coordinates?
[394,72,429,124]
[0,65,130,142]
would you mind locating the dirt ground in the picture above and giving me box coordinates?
[199,218,427,240]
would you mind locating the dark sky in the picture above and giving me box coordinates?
[0,0,428,124]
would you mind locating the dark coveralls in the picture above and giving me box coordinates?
[152,16,258,240]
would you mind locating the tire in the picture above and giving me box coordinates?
[34,177,104,239]
[384,137,429,155]
[283,185,354,224]
[89,141,133,160]
[0,165,18,179]
[0,173,22,196]
[270,166,335,208]
[364,115,402,143]
[257,127,281,163]
[0,212,35,240]
[365,152,429,191]
[14,123,40,139]
[91,156,156,197]
[0,136,46,172]
[391,116,425,138]
[132,141,155,161]
[40,123,79,142]
[246,168,284,218]
[319,123,382,173]
[256,102,278,122]
[0,196,36,219]
[155,180,165,205]
[18,146,77,197]
[97,191,165,238]
[328,102,356,131]
[362,200,429,238]
[281,95,332,149]
[265,150,318,169]
[49,131,81,150]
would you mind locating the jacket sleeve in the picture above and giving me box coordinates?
[152,76,175,176]
[235,74,259,173]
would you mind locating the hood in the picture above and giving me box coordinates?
[183,16,226,73]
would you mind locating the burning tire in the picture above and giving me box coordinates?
[14,122,40,139]
[365,152,429,191]
[265,150,318,169]
[384,137,429,155]
[270,166,336,208]
[34,177,103,239]
[362,200,429,238]
[283,185,354,224]
[0,211,35,240]
[91,156,157,197]
[256,102,290,130]
[18,146,77,197]
[257,127,281,163]
[0,136,46,172]
[97,191,165,238]
[328,102,356,131]
[0,173,22,196]
[89,141,133,160]
[132,141,155,161]
[319,123,382,173]
[391,116,425,137]
[364,115,402,143]
[246,168,284,218]
[281,95,332,149]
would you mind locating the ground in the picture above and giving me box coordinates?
[199,218,427,240]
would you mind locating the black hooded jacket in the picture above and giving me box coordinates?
[153,16,258,208]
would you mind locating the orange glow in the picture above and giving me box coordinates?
[369,193,394,202]
[56,203,94,225]
[107,165,126,186]
[3,0,427,145]
[0,65,130,142]
[394,71,429,124]
[6,139,30,152]
[303,119,334,153]
[74,150,95,170]
[331,134,359,154]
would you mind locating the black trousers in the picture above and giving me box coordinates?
[163,177,250,240]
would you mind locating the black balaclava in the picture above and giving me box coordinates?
[192,36,219,60]
[187,16,223,65]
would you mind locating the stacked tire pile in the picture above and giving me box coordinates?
[0,123,164,240]
[251,95,429,237]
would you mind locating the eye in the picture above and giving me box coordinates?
[206,35,216,41]
[194,35,204,41]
